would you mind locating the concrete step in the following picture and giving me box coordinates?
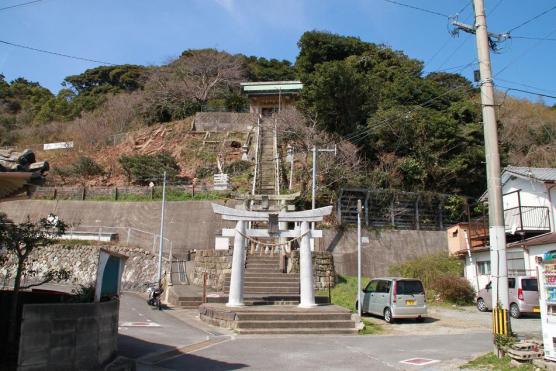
[243,274,299,279]
[245,263,280,267]
[240,288,300,294]
[237,328,358,335]
[235,312,351,321]
[245,269,286,274]
[236,320,355,329]
[223,281,299,288]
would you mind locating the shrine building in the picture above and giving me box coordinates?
[240,81,303,116]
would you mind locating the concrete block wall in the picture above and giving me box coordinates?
[18,300,119,371]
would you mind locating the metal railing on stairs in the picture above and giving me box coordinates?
[251,115,262,196]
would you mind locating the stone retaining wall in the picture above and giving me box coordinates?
[0,244,168,291]
[18,300,119,370]
[290,251,336,290]
[192,250,232,291]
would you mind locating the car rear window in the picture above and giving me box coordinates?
[521,278,538,291]
[396,280,424,295]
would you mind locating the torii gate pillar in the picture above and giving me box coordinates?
[227,220,246,307]
[299,221,317,308]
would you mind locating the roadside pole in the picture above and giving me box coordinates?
[472,0,511,340]
[157,171,167,287]
[357,199,362,318]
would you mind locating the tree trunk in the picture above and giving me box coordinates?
[8,260,24,347]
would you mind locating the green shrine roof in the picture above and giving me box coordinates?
[241,81,303,94]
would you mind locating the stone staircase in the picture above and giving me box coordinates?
[223,255,300,301]
[257,119,276,195]
[199,303,358,335]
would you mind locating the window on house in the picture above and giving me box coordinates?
[477,261,491,275]
[452,230,458,237]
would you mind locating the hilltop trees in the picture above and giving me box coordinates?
[296,31,485,196]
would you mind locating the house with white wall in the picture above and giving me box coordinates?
[448,166,556,292]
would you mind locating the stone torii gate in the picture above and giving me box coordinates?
[211,203,332,308]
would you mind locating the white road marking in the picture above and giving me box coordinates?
[400,358,440,366]
[120,321,161,327]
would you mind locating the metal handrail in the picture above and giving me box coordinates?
[251,116,261,196]
[273,118,281,195]
[504,206,550,231]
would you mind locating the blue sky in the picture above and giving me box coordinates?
[1,0,555,104]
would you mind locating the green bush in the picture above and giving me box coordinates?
[72,156,104,177]
[52,156,103,178]
[119,152,180,184]
[223,160,252,176]
[388,252,463,289]
[430,274,475,305]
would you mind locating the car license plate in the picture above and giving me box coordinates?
[533,307,540,313]
[406,300,416,306]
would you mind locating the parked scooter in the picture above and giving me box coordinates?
[147,284,164,310]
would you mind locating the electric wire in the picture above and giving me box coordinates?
[0,0,42,11]
[0,39,117,65]
[379,0,449,18]
[496,77,556,96]
[496,85,556,100]
[511,35,556,42]
[495,26,556,77]
[507,4,556,33]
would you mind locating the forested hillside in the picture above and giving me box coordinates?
[1,31,555,199]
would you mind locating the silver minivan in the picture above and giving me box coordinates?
[476,276,539,318]
[357,277,427,323]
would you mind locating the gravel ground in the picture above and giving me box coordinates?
[364,304,541,338]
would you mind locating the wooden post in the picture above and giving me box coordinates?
[150,187,154,200]
[53,188,57,200]
[202,272,207,303]
[327,270,331,304]
[82,187,86,200]
[115,187,119,201]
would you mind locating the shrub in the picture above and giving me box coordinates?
[119,151,180,184]
[71,156,104,177]
[388,252,463,289]
[223,160,252,176]
[430,274,475,305]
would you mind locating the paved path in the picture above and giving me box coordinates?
[118,292,210,361]
[118,297,538,370]
[156,332,492,370]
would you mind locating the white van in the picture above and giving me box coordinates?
[357,277,427,323]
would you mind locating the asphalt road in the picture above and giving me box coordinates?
[156,332,492,370]
[118,296,527,370]
[118,292,209,360]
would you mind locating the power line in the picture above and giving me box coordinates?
[507,4,556,33]
[0,39,117,65]
[511,35,556,41]
[496,85,556,100]
[0,0,43,11]
[380,0,449,18]
[495,27,556,77]
[496,77,556,96]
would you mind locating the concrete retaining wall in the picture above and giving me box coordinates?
[0,200,235,255]
[194,112,256,132]
[192,250,232,291]
[18,300,119,371]
[290,251,335,290]
[322,228,448,278]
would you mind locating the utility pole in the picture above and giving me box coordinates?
[311,145,337,229]
[157,171,167,288]
[454,0,510,338]
[357,199,362,318]
[311,145,337,210]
